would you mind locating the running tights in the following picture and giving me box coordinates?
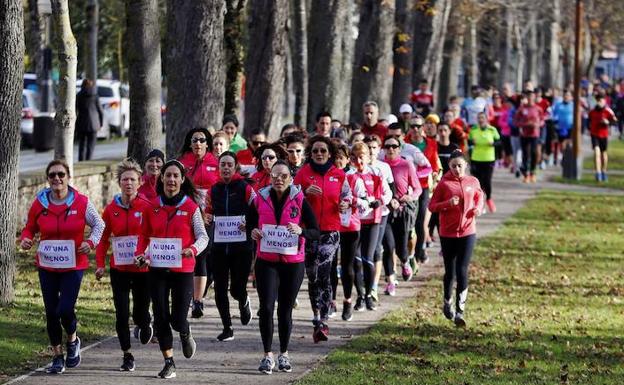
[440,235,476,313]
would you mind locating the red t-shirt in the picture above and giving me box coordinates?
[361,123,388,142]
[589,107,616,138]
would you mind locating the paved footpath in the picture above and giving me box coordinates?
[6,150,622,385]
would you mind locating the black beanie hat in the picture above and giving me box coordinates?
[145,148,165,164]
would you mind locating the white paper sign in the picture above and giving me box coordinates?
[213,216,247,243]
[111,236,138,266]
[340,209,351,227]
[260,224,299,255]
[38,240,76,269]
[149,238,182,268]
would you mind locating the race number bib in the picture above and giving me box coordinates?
[260,224,299,255]
[111,236,138,266]
[38,240,76,269]
[213,216,247,243]
[149,238,182,268]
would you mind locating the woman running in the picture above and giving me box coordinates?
[20,160,105,374]
[429,150,484,327]
[212,131,231,158]
[294,136,351,342]
[206,151,256,342]
[134,160,209,378]
[251,143,288,190]
[138,149,164,200]
[284,134,307,175]
[95,159,154,371]
[248,160,320,374]
[468,112,500,213]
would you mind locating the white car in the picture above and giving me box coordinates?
[77,79,130,139]
[21,89,40,147]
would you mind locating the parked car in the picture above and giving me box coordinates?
[21,89,40,148]
[24,73,38,92]
[77,79,130,139]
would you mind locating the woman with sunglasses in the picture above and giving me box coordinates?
[381,136,421,288]
[284,134,307,175]
[251,143,288,190]
[138,149,165,200]
[95,159,154,372]
[178,127,218,318]
[294,136,352,342]
[206,151,256,342]
[20,160,105,374]
[134,160,208,378]
[248,160,320,374]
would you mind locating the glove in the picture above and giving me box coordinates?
[369,200,381,209]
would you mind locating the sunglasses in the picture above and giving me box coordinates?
[410,124,423,128]
[312,148,328,154]
[48,171,67,179]
[262,155,276,161]
[384,144,400,150]
[191,137,207,144]
[287,149,303,154]
[252,141,266,146]
[270,172,290,180]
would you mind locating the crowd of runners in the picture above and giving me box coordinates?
[19,77,622,379]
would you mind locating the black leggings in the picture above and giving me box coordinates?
[38,269,83,347]
[521,137,538,175]
[358,224,379,296]
[339,231,360,300]
[414,188,430,260]
[255,259,305,353]
[384,205,416,275]
[110,269,151,351]
[149,269,193,351]
[440,235,476,313]
[374,215,389,263]
[211,247,253,329]
[471,161,494,200]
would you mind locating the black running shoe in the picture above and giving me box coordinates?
[158,358,176,379]
[45,354,65,374]
[239,297,252,326]
[454,312,466,328]
[365,295,376,311]
[180,329,196,359]
[65,337,81,368]
[191,300,204,319]
[139,325,153,345]
[120,352,135,372]
[353,297,365,312]
[442,302,454,320]
[217,328,234,342]
[341,301,353,321]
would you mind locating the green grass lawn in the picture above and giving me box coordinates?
[0,251,116,380]
[556,137,624,189]
[296,191,624,385]
[582,137,624,171]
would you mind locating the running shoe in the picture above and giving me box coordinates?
[442,301,454,320]
[328,301,337,318]
[191,300,204,319]
[365,295,376,311]
[180,328,196,359]
[217,328,234,342]
[341,301,353,321]
[602,172,608,182]
[454,312,466,328]
[45,354,65,374]
[293,298,299,309]
[370,288,379,302]
[486,199,497,213]
[157,358,176,379]
[401,264,413,281]
[258,356,275,374]
[419,251,429,265]
[353,296,365,311]
[313,322,329,343]
[65,337,81,368]
[409,256,418,273]
[277,354,292,372]
[139,324,153,345]
[384,282,396,296]
[239,297,253,325]
[120,352,135,372]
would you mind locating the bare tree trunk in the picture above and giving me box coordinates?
[126,0,162,163]
[290,0,307,127]
[391,0,415,113]
[419,0,451,102]
[166,0,225,157]
[244,0,289,138]
[514,18,525,91]
[546,0,562,89]
[0,0,24,305]
[350,0,395,120]
[477,10,500,88]
[464,17,478,88]
[307,0,349,128]
[334,2,356,124]
[26,0,44,76]
[526,9,538,84]
[85,0,98,80]
[51,0,78,173]
[224,0,246,116]
[437,0,465,107]
[498,5,514,88]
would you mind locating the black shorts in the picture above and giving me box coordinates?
[591,136,608,152]
[556,131,571,141]
[193,243,210,276]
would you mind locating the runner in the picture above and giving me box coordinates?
[410,79,434,116]
[588,93,618,181]
[248,160,320,374]
[361,101,388,140]
[134,159,209,379]
[429,150,484,327]
[221,114,247,153]
[513,91,544,183]
[551,90,574,165]
[138,149,164,200]
[212,131,231,158]
[284,134,307,175]
[251,143,288,190]
[20,160,105,374]
[468,112,500,213]
[293,136,352,342]
[429,123,459,240]
[206,151,256,341]
[236,128,267,167]
[95,159,153,371]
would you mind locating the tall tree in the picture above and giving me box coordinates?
[544,0,562,89]
[525,8,538,84]
[126,0,163,163]
[290,0,307,128]
[51,0,78,172]
[244,0,289,138]
[166,0,225,157]
[437,0,465,106]
[350,0,396,120]
[224,0,246,116]
[391,0,416,113]
[419,0,452,102]
[0,0,24,305]
[85,0,98,80]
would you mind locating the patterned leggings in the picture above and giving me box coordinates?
[305,231,340,321]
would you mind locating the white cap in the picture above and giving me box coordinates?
[386,114,398,125]
[399,103,413,114]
